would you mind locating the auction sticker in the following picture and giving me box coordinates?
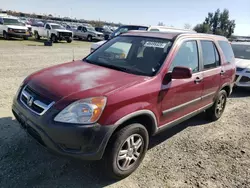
[144,41,167,48]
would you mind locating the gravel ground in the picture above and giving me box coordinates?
[0,39,250,188]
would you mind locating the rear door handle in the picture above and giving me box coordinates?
[194,77,203,84]
[220,70,226,75]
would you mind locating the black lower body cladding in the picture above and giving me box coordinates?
[12,97,116,160]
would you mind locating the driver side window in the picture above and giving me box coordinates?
[45,24,51,30]
[82,27,87,32]
[169,40,199,73]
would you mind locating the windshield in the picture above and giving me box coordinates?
[87,27,95,32]
[232,44,250,60]
[3,18,23,26]
[51,25,65,29]
[85,36,172,76]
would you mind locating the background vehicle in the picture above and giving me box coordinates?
[90,25,149,52]
[0,15,30,40]
[74,25,104,41]
[13,31,235,179]
[32,23,73,43]
[148,26,197,33]
[95,27,112,40]
[231,42,250,87]
[109,25,148,39]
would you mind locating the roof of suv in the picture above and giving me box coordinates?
[122,31,228,41]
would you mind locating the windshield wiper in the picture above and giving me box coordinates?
[85,59,146,75]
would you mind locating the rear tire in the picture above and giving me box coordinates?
[206,90,227,121]
[103,123,149,179]
[3,31,9,40]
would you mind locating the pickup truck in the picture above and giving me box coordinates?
[0,15,30,40]
[74,25,104,41]
[32,23,73,43]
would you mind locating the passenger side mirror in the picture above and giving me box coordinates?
[171,66,192,79]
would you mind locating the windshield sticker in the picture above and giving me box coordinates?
[144,41,167,48]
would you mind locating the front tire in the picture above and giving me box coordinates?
[87,35,92,42]
[34,32,40,40]
[67,37,72,43]
[206,90,227,121]
[51,34,58,43]
[104,123,149,179]
[3,31,9,40]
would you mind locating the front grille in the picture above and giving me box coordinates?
[20,86,55,115]
[240,76,250,83]
[59,32,72,37]
[236,67,244,72]
[14,29,26,33]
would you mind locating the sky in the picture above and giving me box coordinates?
[1,0,250,36]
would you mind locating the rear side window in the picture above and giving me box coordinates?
[200,41,220,70]
[77,26,82,30]
[218,41,234,63]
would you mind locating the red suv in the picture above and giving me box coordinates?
[12,31,235,179]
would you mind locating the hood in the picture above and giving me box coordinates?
[90,31,103,35]
[54,29,72,33]
[26,60,147,104]
[7,25,28,30]
[91,40,107,49]
[235,58,250,69]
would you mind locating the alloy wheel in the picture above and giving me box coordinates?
[116,134,143,171]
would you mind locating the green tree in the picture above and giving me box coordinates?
[194,8,236,37]
[193,23,210,33]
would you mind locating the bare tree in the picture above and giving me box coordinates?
[184,23,192,29]
[158,22,165,26]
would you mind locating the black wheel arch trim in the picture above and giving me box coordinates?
[114,110,158,135]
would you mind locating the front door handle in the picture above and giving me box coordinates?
[194,77,203,84]
[220,70,226,75]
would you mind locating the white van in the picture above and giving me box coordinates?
[148,26,196,33]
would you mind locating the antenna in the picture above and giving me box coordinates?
[72,48,75,61]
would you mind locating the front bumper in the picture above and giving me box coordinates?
[12,97,116,160]
[7,32,30,38]
[235,70,250,87]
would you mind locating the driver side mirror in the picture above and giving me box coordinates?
[0,22,3,25]
[172,66,192,79]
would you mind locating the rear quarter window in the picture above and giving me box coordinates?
[218,41,234,64]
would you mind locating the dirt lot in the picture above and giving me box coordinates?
[0,39,250,188]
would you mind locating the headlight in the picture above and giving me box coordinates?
[8,28,13,32]
[54,97,107,124]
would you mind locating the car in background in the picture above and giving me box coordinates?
[32,22,73,43]
[13,31,235,179]
[231,42,250,87]
[148,26,197,33]
[95,27,112,40]
[90,25,149,52]
[0,15,30,40]
[74,25,104,41]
